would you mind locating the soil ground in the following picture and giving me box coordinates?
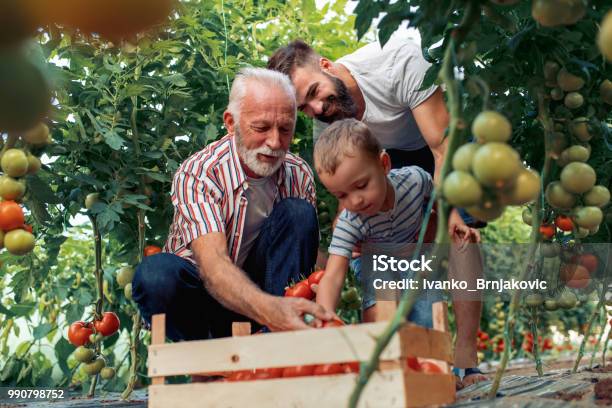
[3,357,611,407]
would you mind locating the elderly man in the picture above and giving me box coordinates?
[268,39,487,386]
[133,68,331,340]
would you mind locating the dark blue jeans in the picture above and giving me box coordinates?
[132,198,319,340]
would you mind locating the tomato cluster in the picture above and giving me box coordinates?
[225,357,443,382]
[67,312,120,347]
[522,331,554,354]
[284,269,325,300]
[0,128,47,256]
[443,111,540,222]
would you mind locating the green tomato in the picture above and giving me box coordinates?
[472,142,521,188]
[442,171,483,207]
[472,111,512,143]
[74,346,95,363]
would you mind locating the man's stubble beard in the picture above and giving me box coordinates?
[315,72,358,124]
[235,125,287,178]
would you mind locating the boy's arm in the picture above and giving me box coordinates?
[316,254,350,314]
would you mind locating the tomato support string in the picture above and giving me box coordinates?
[488,88,553,399]
[87,213,104,398]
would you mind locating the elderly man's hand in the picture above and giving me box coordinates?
[261,296,334,332]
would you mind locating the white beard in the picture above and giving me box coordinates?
[235,127,286,177]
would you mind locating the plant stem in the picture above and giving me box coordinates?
[88,215,104,398]
[1,133,19,155]
[603,331,611,367]
[348,4,481,406]
[488,88,552,398]
[573,281,609,372]
[121,209,145,400]
[590,307,606,368]
[530,308,543,376]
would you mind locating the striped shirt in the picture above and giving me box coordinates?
[164,135,317,264]
[329,166,432,258]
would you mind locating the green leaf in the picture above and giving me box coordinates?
[33,323,53,340]
[25,175,62,204]
[104,130,125,150]
[354,0,380,39]
[54,337,73,376]
[15,341,31,358]
[1,356,19,382]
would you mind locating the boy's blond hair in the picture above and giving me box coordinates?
[314,119,382,175]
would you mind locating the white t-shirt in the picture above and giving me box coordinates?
[314,39,438,151]
[236,176,277,267]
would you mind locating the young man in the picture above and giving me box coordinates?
[132,68,332,341]
[268,39,486,386]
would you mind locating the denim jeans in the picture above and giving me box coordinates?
[350,257,443,328]
[132,198,319,340]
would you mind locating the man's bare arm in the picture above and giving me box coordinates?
[411,88,450,185]
[191,232,332,331]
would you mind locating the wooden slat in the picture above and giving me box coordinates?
[404,372,455,407]
[148,322,399,377]
[148,321,451,377]
[398,324,453,363]
[149,369,406,408]
[231,322,251,336]
[150,314,166,386]
[375,300,398,321]
[431,301,452,373]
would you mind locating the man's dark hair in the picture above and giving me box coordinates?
[267,40,321,77]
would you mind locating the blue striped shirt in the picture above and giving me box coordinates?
[328,166,432,258]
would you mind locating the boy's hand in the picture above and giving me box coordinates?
[449,209,480,251]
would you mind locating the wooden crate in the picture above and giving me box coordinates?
[147,301,455,407]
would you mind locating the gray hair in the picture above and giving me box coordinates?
[227,67,296,123]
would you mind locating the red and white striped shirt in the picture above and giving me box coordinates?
[164,135,317,264]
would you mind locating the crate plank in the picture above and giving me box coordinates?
[148,369,407,408]
[149,322,453,377]
[398,324,453,363]
[404,372,455,407]
[150,314,166,386]
[149,321,399,377]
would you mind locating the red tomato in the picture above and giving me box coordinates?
[0,201,25,231]
[555,215,574,232]
[313,363,345,376]
[574,253,598,274]
[285,281,314,299]
[282,365,316,378]
[560,264,590,289]
[539,224,555,240]
[144,245,162,256]
[343,362,360,373]
[479,332,489,341]
[254,367,283,379]
[228,370,254,381]
[406,356,422,372]
[94,312,120,336]
[322,319,345,328]
[307,270,325,288]
[543,338,554,350]
[22,224,33,233]
[68,321,94,346]
[420,362,443,374]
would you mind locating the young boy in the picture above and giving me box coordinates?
[313,118,473,323]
